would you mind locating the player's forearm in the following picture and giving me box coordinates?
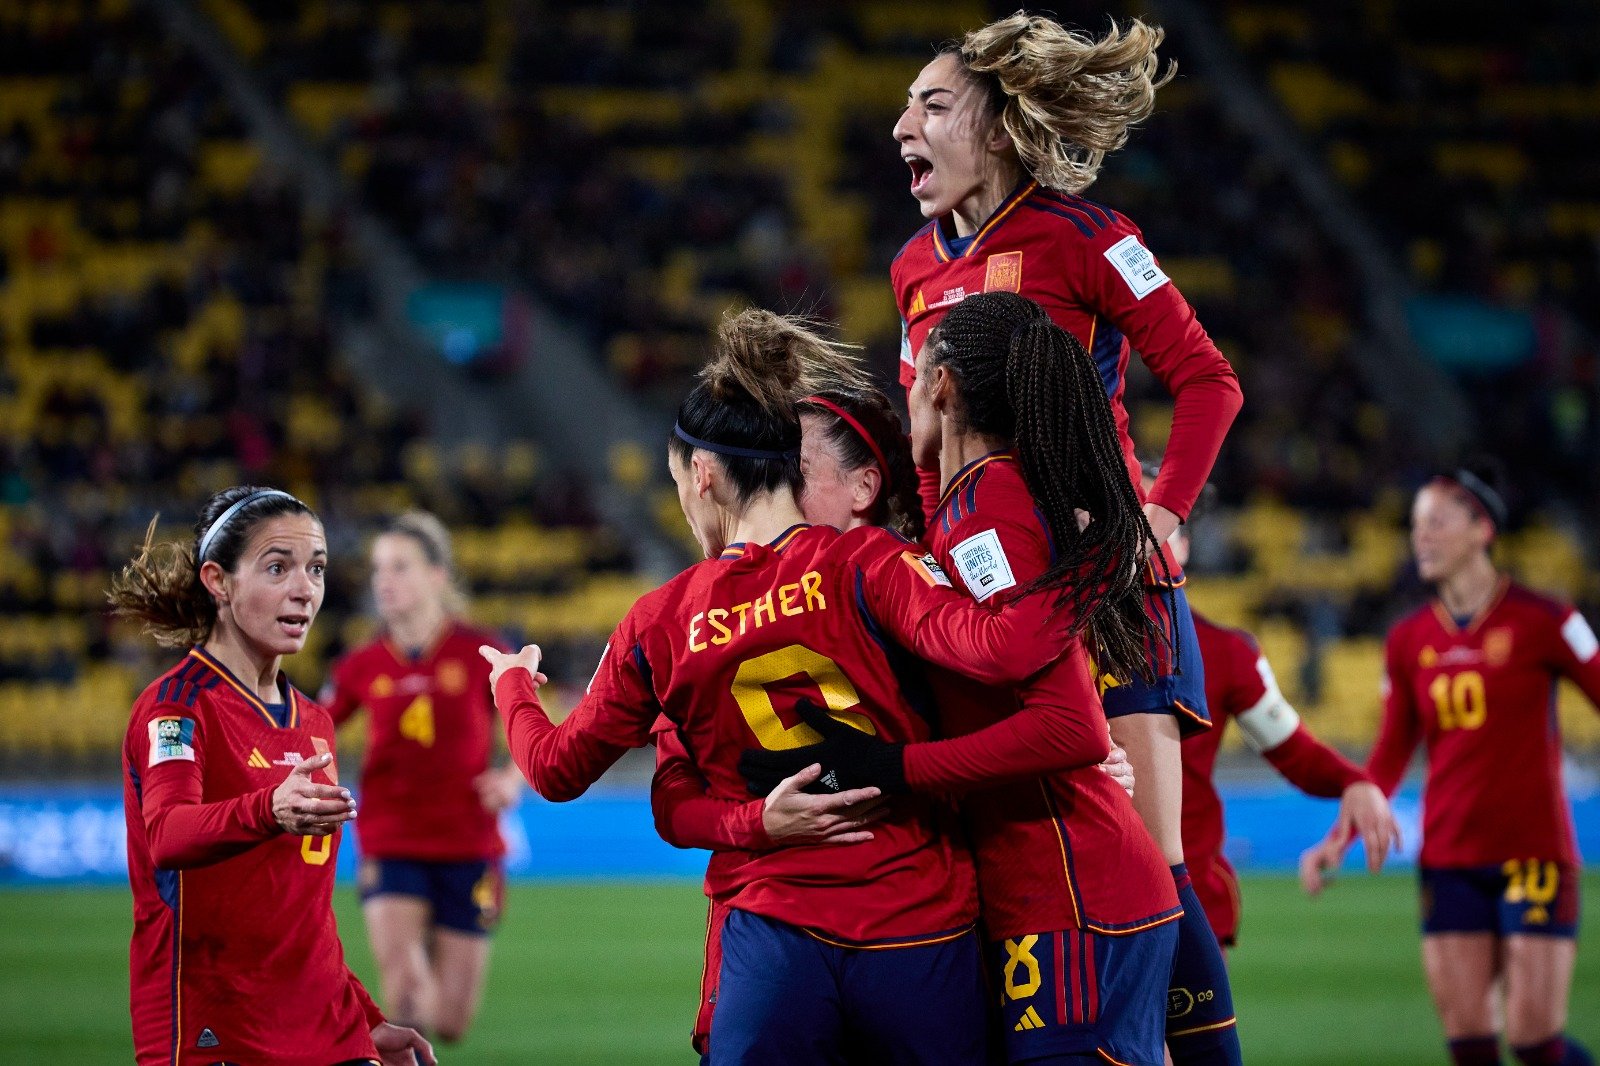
[496,669,624,802]
[1263,725,1369,798]
[904,694,1109,793]
[653,784,770,852]
[1146,365,1242,521]
[144,782,280,869]
[1363,710,1417,798]
[909,592,1068,686]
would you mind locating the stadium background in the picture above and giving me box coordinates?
[0,0,1595,1061]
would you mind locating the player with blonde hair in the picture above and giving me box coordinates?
[891,13,1243,1062]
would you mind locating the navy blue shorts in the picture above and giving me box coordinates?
[358,857,505,935]
[989,922,1178,1066]
[711,909,988,1065]
[1101,584,1210,738]
[1421,862,1579,938]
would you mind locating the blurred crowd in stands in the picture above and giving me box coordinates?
[2,0,1596,766]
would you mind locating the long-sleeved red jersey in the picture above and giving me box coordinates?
[322,621,507,862]
[498,522,1081,945]
[923,452,1179,940]
[892,180,1242,529]
[123,648,382,1066]
[1369,579,1600,868]
[1182,612,1368,943]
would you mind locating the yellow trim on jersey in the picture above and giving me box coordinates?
[1430,576,1510,636]
[188,648,298,729]
[934,452,1013,516]
[1083,909,1185,937]
[1168,1017,1238,1038]
[801,923,974,952]
[1039,783,1086,929]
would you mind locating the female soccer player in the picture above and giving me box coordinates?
[1303,472,1600,1066]
[655,382,1141,1058]
[321,511,518,1044]
[482,308,1137,1065]
[1148,470,1398,954]
[890,15,1244,1062]
[109,485,434,1066]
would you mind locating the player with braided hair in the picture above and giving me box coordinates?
[482,308,1124,1064]
[891,13,1244,1062]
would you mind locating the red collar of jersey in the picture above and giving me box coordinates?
[1430,575,1511,636]
[933,180,1038,263]
[381,619,459,668]
[187,646,300,729]
[719,523,815,561]
[934,450,1017,522]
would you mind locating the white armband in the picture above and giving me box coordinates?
[1561,612,1598,663]
[1235,656,1301,753]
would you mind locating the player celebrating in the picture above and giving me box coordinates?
[1301,471,1600,1066]
[321,511,518,1044]
[482,308,1134,1065]
[108,486,433,1066]
[890,16,1243,1062]
[656,382,1141,1058]
[1149,468,1399,955]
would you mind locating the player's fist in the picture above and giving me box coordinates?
[480,643,547,690]
[474,766,523,812]
[272,753,356,836]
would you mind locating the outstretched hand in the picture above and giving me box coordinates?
[739,699,907,796]
[479,643,549,691]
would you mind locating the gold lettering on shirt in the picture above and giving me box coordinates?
[688,571,829,653]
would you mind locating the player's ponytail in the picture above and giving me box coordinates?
[108,486,317,648]
[670,308,862,506]
[800,387,925,540]
[951,13,1174,193]
[930,292,1160,682]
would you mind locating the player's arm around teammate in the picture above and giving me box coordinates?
[110,486,433,1066]
[888,21,1241,1061]
[1304,471,1599,1066]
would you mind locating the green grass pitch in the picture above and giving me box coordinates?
[2,874,1595,1064]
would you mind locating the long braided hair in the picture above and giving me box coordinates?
[928,291,1162,682]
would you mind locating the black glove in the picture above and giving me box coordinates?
[737,699,908,796]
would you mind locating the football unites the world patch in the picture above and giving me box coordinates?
[1103,234,1169,300]
[148,716,196,766]
[949,529,1017,603]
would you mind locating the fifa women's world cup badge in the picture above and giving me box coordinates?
[148,716,196,765]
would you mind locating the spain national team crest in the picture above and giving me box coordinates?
[983,251,1023,293]
[1484,627,1514,667]
[1419,646,1438,669]
[370,674,394,699]
[439,659,469,695]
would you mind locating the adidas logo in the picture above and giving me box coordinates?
[1013,1006,1046,1032]
[196,1028,219,1048]
[246,749,270,769]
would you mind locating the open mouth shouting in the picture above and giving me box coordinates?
[277,613,311,640]
[904,153,933,194]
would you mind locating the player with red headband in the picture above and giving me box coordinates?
[482,309,1137,1064]
[108,486,434,1066]
[1302,466,1600,1066]
[655,382,1137,1059]
[1142,465,1399,958]
[889,17,1242,1062]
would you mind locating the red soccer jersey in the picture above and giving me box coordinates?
[891,180,1242,531]
[497,522,1082,945]
[123,648,382,1066]
[925,452,1179,939]
[323,621,507,862]
[1370,580,1600,867]
[1182,614,1366,899]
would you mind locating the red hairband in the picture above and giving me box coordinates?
[804,395,890,479]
